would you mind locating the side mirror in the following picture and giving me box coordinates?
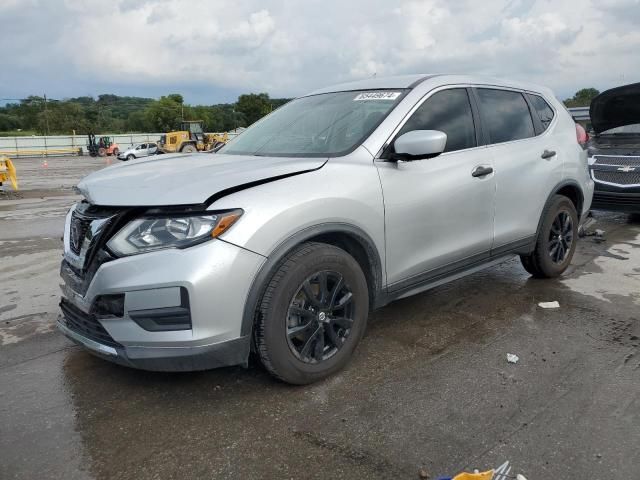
[391,130,447,161]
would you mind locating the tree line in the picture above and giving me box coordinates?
[0,87,601,136]
[0,93,290,135]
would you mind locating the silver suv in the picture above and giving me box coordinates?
[58,74,594,384]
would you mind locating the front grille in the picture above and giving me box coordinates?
[593,170,640,186]
[69,214,92,255]
[593,155,640,166]
[60,298,122,349]
[67,204,119,267]
[592,192,640,209]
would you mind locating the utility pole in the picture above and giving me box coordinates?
[43,94,50,135]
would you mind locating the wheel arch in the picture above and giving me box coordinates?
[554,181,584,218]
[240,223,384,337]
[535,180,585,238]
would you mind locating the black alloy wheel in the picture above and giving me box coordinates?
[548,211,574,264]
[286,271,354,364]
[254,242,369,385]
[520,194,578,278]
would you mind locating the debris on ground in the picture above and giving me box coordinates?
[538,301,560,309]
[506,353,519,364]
[418,467,430,478]
[580,225,606,243]
[578,217,597,237]
[444,470,494,480]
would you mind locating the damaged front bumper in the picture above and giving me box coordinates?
[58,205,266,371]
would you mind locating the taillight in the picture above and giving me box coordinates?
[575,123,589,146]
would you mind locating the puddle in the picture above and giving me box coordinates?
[562,230,640,304]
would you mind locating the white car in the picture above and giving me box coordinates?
[117,142,158,161]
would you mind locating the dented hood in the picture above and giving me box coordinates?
[590,82,640,134]
[77,153,326,206]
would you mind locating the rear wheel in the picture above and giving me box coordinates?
[254,242,369,385]
[181,144,197,153]
[520,195,578,278]
[98,147,106,157]
[112,148,119,157]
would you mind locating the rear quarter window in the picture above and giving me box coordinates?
[527,94,555,131]
[476,88,535,144]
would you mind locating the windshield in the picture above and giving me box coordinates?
[219,90,406,157]
[600,124,640,135]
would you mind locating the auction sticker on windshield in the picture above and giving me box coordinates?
[354,92,401,101]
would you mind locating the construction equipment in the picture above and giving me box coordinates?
[0,156,18,191]
[158,121,229,154]
[87,134,120,157]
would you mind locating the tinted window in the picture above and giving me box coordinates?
[476,89,535,144]
[528,94,555,131]
[398,89,476,152]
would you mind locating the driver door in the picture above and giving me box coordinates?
[376,87,496,291]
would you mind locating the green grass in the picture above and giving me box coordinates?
[0,130,39,137]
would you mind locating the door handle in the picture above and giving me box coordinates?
[472,166,494,178]
[541,150,556,159]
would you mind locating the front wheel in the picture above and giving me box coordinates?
[520,195,578,278]
[181,144,197,153]
[254,242,369,385]
[126,154,135,161]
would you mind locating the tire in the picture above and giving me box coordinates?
[98,147,106,157]
[254,242,369,385]
[520,195,578,278]
[112,148,119,156]
[126,154,135,161]
[181,144,197,153]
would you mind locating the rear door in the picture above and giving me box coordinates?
[376,87,496,290]
[474,88,562,252]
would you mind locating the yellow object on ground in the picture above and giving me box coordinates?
[453,470,494,480]
[0,156,18,190]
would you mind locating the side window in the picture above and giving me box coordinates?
[140,143,147,149]
[528,94,555,131]
[476,89,535,144]
[397,88,476,153]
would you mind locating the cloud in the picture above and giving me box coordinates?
[0,0,639,103]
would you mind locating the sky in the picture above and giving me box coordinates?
[1,0,639,105]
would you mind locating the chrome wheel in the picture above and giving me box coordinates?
[286,271,354,364]
[548,210,573,264]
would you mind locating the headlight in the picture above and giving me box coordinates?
[107,209,242,257]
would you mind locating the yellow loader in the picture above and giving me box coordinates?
[0,156,18,191]
[158,121,229,154]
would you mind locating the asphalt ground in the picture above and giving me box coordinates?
[1,156,639,479]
